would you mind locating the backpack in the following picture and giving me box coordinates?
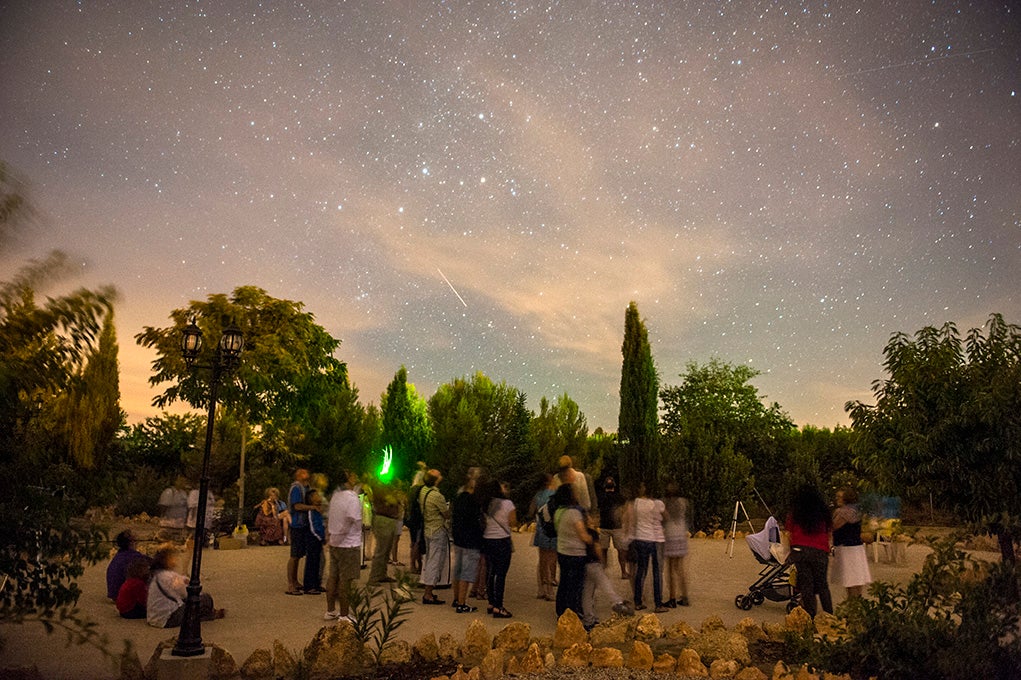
[406,484,425,538]
[536,498,557,539]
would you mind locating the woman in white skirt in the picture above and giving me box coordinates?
[831,487,872,599]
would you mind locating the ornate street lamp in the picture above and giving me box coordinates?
[172,319,244,658]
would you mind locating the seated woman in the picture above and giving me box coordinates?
[116,558,151,619]
[147,547,225,628]
[254,487,290,545]
[106,530,150,600]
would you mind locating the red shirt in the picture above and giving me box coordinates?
[786,514,830,552]
[116,577,148,616]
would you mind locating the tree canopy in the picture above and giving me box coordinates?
[135,286,346,427]
[659,358,798,529]
[847,313,1021,562]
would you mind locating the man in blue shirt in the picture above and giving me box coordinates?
[285,468,318,595]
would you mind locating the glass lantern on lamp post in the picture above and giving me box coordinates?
[172,319,244,657]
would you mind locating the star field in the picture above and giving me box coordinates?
[1,1,1018,430]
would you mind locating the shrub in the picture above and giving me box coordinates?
[787,536,1021,679]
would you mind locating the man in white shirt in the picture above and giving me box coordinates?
[324,469,363,623]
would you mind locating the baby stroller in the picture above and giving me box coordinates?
[734,517,798,612]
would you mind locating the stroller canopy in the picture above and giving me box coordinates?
[746,516,781,563]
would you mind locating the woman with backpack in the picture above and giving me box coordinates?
[529,474,558,601]
[480,479,516,618]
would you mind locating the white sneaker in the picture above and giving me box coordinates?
[342,614,357,625]
[323,610,340,621]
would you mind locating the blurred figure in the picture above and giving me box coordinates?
[254,487,287,545]
[106,529,150,601]
[627,482,667,613]
[581,512,632,630]
[116,558,150,619]
[831,487,871,599]
[596,473,630,578]
[157,476,189,542]
[368,476,402,585]
[450,467,483,613]
[147,547,223,628]
[480,479,516,618]
[662,481,690,607]
[304,473,328,594]
[786,484,833,617]
[529,473,558,601]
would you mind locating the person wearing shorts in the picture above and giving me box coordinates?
[450,468,483,613]
[324,469,363,623]
[286,469,316,595]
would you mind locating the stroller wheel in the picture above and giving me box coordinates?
[734,595,746,610]
[751,592,765,606]
[785,599,799,614]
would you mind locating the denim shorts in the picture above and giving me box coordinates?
[453,546,481,583]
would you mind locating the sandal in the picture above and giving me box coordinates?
[422,596,445,605]
[492,608,513,618]
[285,589,304,596]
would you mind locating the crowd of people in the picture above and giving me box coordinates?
[108,461,870,630]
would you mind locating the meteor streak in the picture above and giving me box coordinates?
[437,268,468,307]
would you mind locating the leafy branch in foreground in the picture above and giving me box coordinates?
[347,571,416,664]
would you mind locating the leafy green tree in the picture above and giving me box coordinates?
[119,412,205,478]
[379,366,434,481]
[532,393,589,472]
[44,311,122,471]
[660,358,795,528]
[847,314,1021,563]
[136,286,347,516]
[0,254,116,644]
[136,286,344,424]
[428,372,524,493]
[618,301,659,495]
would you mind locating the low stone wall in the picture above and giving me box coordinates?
[131,607,850,680]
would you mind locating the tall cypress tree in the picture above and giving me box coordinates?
[617,301,659,495]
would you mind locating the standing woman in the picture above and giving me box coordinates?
[662,482,690,607]
[786,484,833,617]
[481,479,516,618]
[628,482,668,613]
[831,487,871,599]
[529,474,558,601]
[554,483,593,618]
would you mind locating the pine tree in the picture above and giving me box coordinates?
[617,301,659,495]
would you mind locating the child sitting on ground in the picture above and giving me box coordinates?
[116,558,151,619]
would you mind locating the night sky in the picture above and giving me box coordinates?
[2,1,1018,431]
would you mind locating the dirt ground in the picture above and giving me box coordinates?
[0,526,941,680]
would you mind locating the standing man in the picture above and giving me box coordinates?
[557,455,596,513]
[324,468,362,623]
[419,469,451,605]
[285,468,317,596]
[367,478,401,585]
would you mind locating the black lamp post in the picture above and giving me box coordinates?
[172,319,244,658]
